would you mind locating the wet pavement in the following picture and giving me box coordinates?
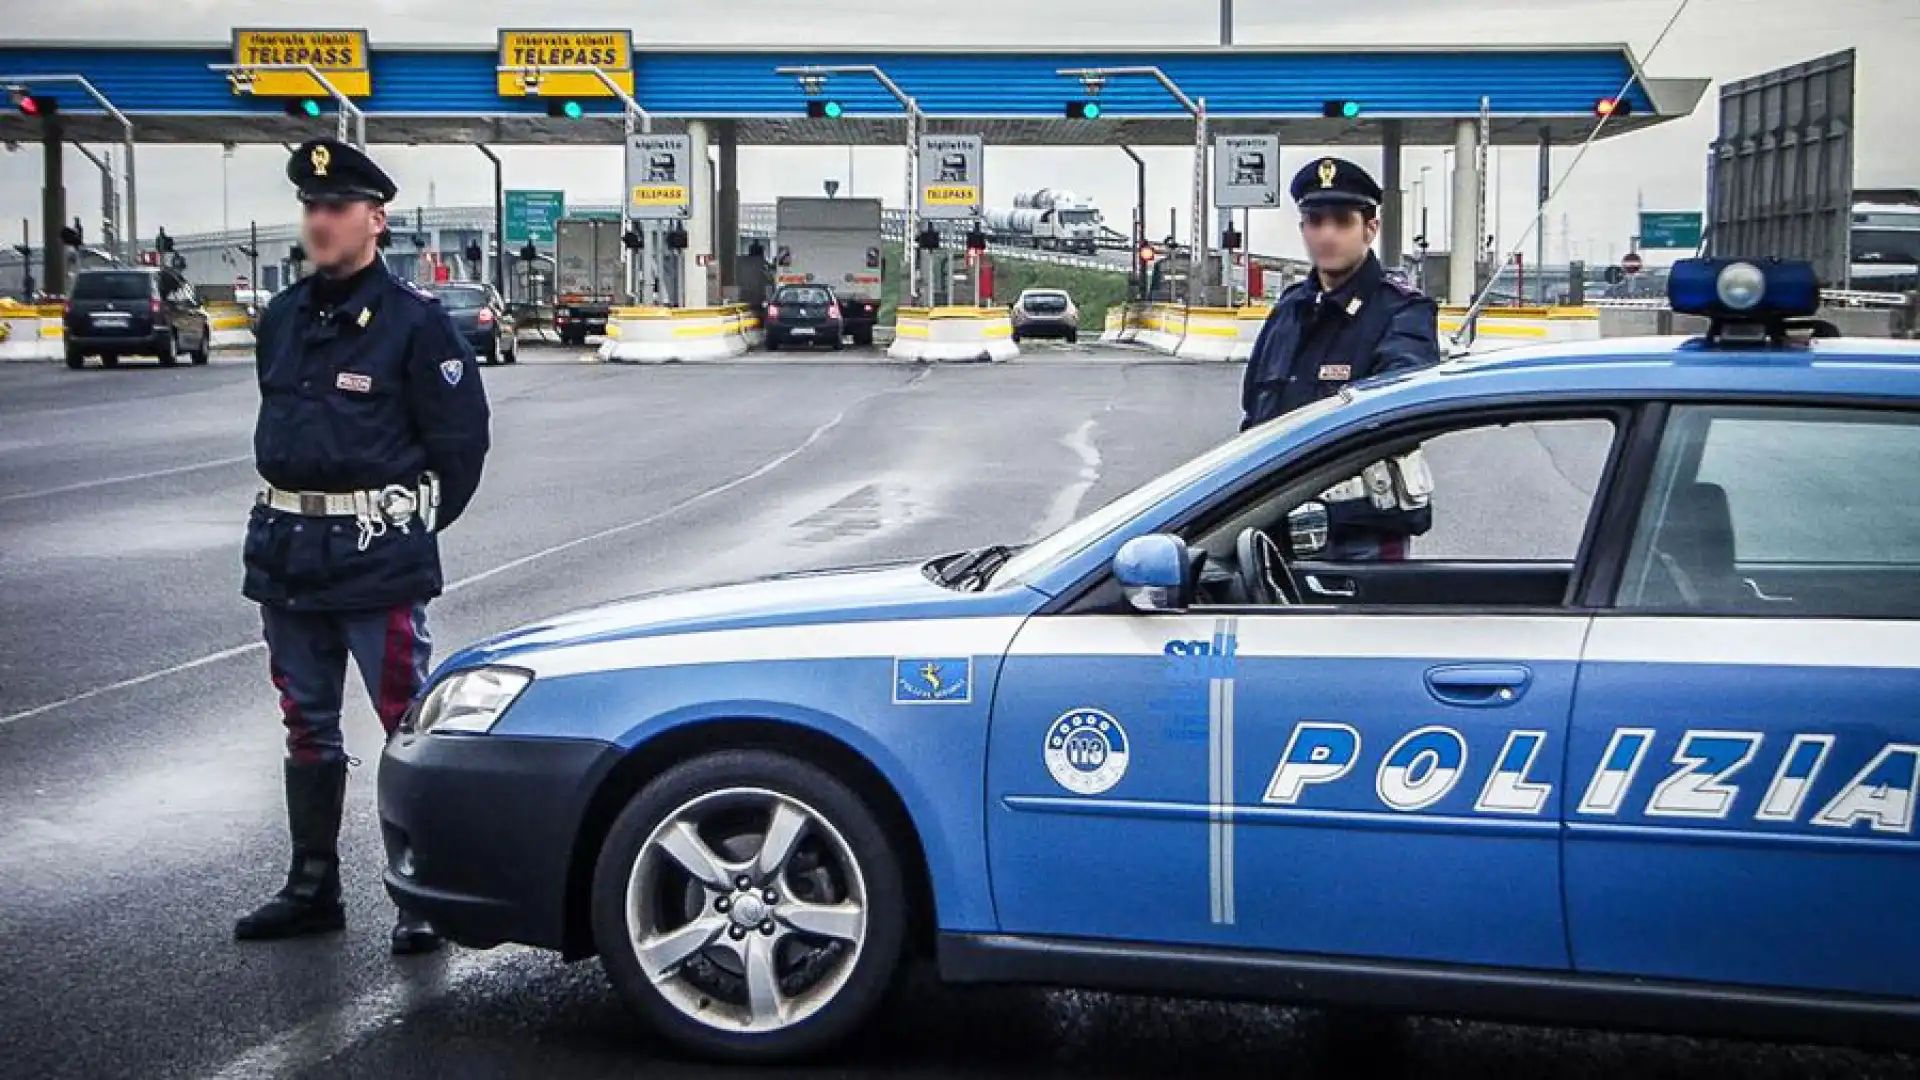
[0,348,1914,1080]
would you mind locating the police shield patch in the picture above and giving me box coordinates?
[439,358,464,387]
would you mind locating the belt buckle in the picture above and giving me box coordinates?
[376,484,418,527]
[298,492,327,516]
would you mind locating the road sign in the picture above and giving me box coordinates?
[1622,252,1644,274]
[496,29,634,97]
[626,134,692,220]
[1214,135,1282,208]
[504,189,566,245]
[1639,211,1704,249]
[230,29,371,97]
[917,135,983,220]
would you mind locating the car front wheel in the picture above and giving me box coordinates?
[591,749,907,1063]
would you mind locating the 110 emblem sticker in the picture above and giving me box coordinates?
[1045,708,1131,795]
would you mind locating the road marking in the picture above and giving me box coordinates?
[200,949,505,1080]
[0,454,254,504]
[1029,417,1102,539]
[0,389,886,729]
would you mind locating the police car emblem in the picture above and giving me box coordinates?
[1045,708,1131,795]
[439,358,464,386]
[893,657,972,704]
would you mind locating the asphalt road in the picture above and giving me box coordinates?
[0,344,1913,1080]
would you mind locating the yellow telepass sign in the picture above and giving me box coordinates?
[497,30,635,97]
[230,29,372,97]
[923,185,980,206]
[630,184,689,206]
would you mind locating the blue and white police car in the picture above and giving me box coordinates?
[380,258,1920,1062]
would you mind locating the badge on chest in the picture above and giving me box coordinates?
[336,372,373,393]
[1317,364,1352,381]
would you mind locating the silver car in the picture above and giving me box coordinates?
[1010,288,1079,343]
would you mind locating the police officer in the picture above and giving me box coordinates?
[1241,156,1442,560]
[234,138,491,955]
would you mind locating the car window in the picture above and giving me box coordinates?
[70,273,152,301]
[778,287,832,304]
[432,287,489,310]
[1616,404,1920,617]
[990,392,1360,588]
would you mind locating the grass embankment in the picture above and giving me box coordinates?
[875,244,1131,328]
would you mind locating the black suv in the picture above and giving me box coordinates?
[63,268,212,369]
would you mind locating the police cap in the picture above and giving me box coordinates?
[287,138,398,206]
[1291,156,1383,211]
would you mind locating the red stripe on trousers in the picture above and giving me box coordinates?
[376,605,417,737]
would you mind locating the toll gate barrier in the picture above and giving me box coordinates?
[887,307,1019,363]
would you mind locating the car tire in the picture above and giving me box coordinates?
[1067,331,1078,344]
[765,338,780,352]
[484,341,499,365]
[101,353,119,369]
[64,350,84,370]
[191,325,210,365]
[157,333,179,368]
[591,749,908,1064]
[504,340,519,364]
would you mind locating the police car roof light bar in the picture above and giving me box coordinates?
[1667,257,1831,345]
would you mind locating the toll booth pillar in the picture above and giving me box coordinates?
[1448,119,1478,305]
[682,120,715,307]
[1378,119,1404,268]
[42,111,67,294]
[715,121,740,293]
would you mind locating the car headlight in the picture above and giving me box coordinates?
[412,666,532,735]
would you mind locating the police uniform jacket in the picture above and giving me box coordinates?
[244,260,491,611]
[1241,251,1440,536]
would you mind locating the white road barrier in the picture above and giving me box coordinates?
[0,304,63,362]
[600,305,755,362]
[1173,307,1242,360]
[1439,306,1601,352]
[886,307,1019,362]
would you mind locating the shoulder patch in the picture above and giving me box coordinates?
[394,278,440,306]
[1382,273,1426,298]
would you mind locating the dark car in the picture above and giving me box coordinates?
[63,267,212,369]
[763,285,845,352]
[427,282,519,364]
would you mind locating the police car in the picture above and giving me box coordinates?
[380,258,1920,1062]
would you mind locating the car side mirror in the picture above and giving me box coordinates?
[1286,502,1330,559]
[1113,534,1192,613]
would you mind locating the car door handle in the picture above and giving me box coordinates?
[1424,664,1532,707]
[1303,573,1356,598]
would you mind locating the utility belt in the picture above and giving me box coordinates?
[258,471,441,551]
[1320,449,1433,512]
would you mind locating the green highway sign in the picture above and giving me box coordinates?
[1639,210,1704,249]
[504,189,566,246]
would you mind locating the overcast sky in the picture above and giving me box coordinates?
[3,0,1916,265]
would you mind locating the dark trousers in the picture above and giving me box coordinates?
[261,603,431,765]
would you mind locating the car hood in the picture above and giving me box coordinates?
[437,556,1013,673]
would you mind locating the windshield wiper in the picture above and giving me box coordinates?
[934,544,1014,590]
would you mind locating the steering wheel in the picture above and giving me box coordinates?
[1235,526,1301,606]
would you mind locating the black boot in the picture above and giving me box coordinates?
[235,758,348,941]
[391,908,443,956]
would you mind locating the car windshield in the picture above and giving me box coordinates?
[432,287,489,310]
[70,273,152,301]
[1853,229,1920,264]
[779,287,833,304]
[989,391,1359,589]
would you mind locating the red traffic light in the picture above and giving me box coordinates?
[1138,243,1159,263]
[13,92,56,117]
[1594,97,1633,118]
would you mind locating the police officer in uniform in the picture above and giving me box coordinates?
[1241,156,1442,560]
[234,138,491,955]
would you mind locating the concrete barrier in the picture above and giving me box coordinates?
[1135,304,1187,353]
[206,302,256,351]
[0,303,64,362]
[1439,306,1601,352]
[1230,304,1270,361]
[886,306,1019,362]
[1100,306,1126,344]
[1173,306,1242,360]
[1116,303,1146,344]
[600,304,753,362]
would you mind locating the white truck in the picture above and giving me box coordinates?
[552,216,626,346]
[983,189,1103,253]
[773,197,884,346]
[1850,189,1920,294]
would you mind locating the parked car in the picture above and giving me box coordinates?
[427,282,518,365]
[764,284,845,351]
[1010,287,1080,343]
[380,257,1920,1063]
[62,267,212,369]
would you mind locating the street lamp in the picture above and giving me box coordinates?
[776,64,924,306]
[5,75,137,264]
[210,63,367,148]
[499,64,656,303]
[1059,66,1208,308]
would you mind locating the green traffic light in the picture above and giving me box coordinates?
[563,101,583,119]
[301,99,321,117]
[824,100,843,118]
[1084,101,1101,119]
[1342,100,1360,118]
